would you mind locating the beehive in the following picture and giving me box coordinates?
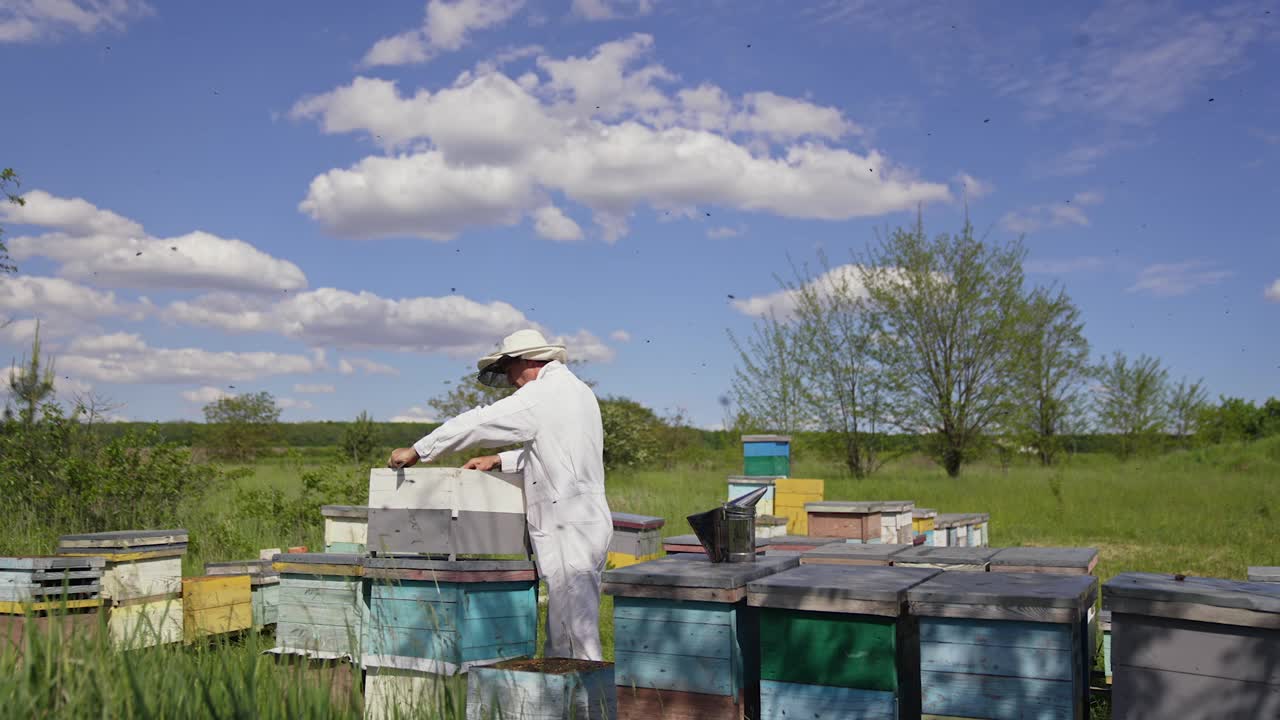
[773,478,823,535]
[912,508,937,546]
[182,574,252,643]
[893,545,1001,573]
[909,571,1097,720]
[766,535,843,553]
[367,468,528,558]
[799,543,913,568]
[364,666,464,720]
[741,435,790,477]
[661,534,769,557]
[321,505,369,554]
[754,515,788,540]
[1249,567,1280,583]
[989,547,1099,576]
[609,512,664,569]
[56,529,187,648]
[933,514,970,547]
[466,658,617,720]
[726,476,777,517]
[965,512,991,547]
[1104,573,1280,719]
[271,553,365,658]
[204,559,280,629]
[748,564,941,719]
[604,554,799,719]
[0,556,106,657]
[804,501,915,544]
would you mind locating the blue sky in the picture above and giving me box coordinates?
[1,0,1278,428]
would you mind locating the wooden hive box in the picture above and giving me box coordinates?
[56,529,187,649]
[364,666,466,720]
[182,574,252,643]
[754,515,788,540]
[741,435,790,477]
[1099,609,1113,685]
[727,476,778,517]
[766,535,843,553]
[893,545,999,573]
[661,534,769,557]
[963,512,991,547]
[773,478,823,535]
[1103,573,1280,719]
[876,502,916,545]
[933,514,970,547]
[912,509,937,546]
[321,505,369,554]
[610,512,665,569]
[989,547,1099,576]
[1248,566,1280,583]
[603,553,799,720]
[908,571,1097,720]
[204,559,280,628]
[805,501,913,544]
[748,564,941,719]
[800,544,913,568]
[0,556,107,658]
[466,658,616,720]
[271,553,365,658]
[367,468,529,558]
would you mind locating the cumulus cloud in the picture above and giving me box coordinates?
[362,0,525,67]
[60,334,321,385]
[1127,260,1233,297]
[2,190,307,292]
[609,329,631,342]
[571,0,654,20]
[1267,278,1280,302]
[390,405,436,423]
[952,172,994,200]
[532,205,583,241]
[293,34,951,243]
[0,0,152,43]
[0,275,125,319]
[731,264,868,320]
[294,383,336,393]
[181,386,231,405]
[339,358,400,376]
[1001,190,1103,234]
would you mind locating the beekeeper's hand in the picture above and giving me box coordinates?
[387,447,420,470]
[462,455,502,471]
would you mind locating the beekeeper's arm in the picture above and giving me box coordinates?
[411,392,538,464]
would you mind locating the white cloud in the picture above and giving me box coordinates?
[532,205,583,241]
[1025,256,1108,274]
[1000,190,1104,234]
[609,329,631,342]
[60,335,322,385]
[294,35,951,244]
[181,386,231,405]
[68,332,147,355]
[571,0,654,21]
[294,383,336,393]
[3,191,307,292]
[1266,279,1280,302]
[390,405,436,423]
[706,226,740,239]
[339,358,400,376]
[952,172,993,200]
[0,275,124,319]
[277,397,314,410]
[1127,260,1233,297]
[361,0,525,67]
[0,0,152,43]
[732,264,868,320]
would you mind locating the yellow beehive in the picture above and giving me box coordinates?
[773,478,824,535]
[182,575,252,643]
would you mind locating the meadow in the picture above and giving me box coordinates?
[2,438,1277,717]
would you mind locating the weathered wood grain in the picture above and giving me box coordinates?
[466,662,617,720]
[908,569,1095,609]
[1103,572,1280,628]
[799,543,913,567]
[989,547,1099,575]
[320,505,368,519]
[616,685,744,720]
[747,564,937,614]
[182,575,251,612]
[920,671,1075,719]
[920,639,1075,681]
[204,560,272,576]
[1249,567,1280,583]
[368,467,524,513]
[603,554,797,591]
[252,583,278,627]
[108,595,183,648]
[604,582,746,603]
[760,680,896,720]
[364,668,463,720]
[0,598,102,614]
[1111,664,1280,720]
[767,535,841,548]
[1112,612,1280,685]
[806,512,880,541]
[0,556,105,571]
[57,529,188,549]
[920,616,1074,650]
[615,650,734,696]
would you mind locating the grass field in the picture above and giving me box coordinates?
[3,438,1277,717]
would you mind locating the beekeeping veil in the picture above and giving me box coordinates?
[476,329,569,388]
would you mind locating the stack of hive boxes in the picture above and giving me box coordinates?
[773,478,823,535]
[608,512,664,568]
[321,505,369,554]
[804,501,915,545]
[741,434,790,477]
[361,467,539,719]
[0,556,107,654]
[56,529,187,648]
[912,508,936,545]
[181,573,252,644]
[203,558,280,630]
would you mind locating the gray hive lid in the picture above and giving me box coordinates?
[663,534,771,547]
[934,513,972,529]
[741,434,791,443]
[748,565,940,614]
[913,508,937,519]
[603,553,799,590]
[612,512,665,531]
[57,529,189,549]
[908,570,1097,612]
[805,501,913,514]
[1247,567,1279,583]
[989,547,1098,571]
[58,543,187,557]
[362,557,535,572]
[0,556,107,570]
[769,535,843,547]
[1104,573,1280,626]
[320,505,369,519]
[801,543,913,561]
[894,545,1001,565]
[273,552,364,565]
[204,559,274,575]
[727,476,781,485]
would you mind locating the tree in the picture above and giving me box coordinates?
[0,167,22,277]
[859,218,1029,477]
[784,257,894,477]
[202,391,281,461]
[1010,286,1091,465]
[428,372,514,419]
[1093,352,1169,458]
[340,410,380,465]
[6,321,56,424]
[598,396,663,470]
[727,310,805,435]
[1167,378,1209,442]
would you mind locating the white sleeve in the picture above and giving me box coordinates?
[497,449,525,473]
[412,392,539,462]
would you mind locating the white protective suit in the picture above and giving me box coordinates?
[411,360,612,660]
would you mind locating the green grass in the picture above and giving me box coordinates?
[4,438,1278,717]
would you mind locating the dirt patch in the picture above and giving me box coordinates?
[487,658,612,674]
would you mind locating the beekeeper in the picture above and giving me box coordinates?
[386,329,612,661]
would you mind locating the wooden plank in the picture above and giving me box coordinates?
[921,640,1075,681]
[1104,573,1280,627]
[453,511,530,556]
[467,663,616,720]
[989,547,1099,574]
[1105,596,1280,630]
[1112,613,1280,685]
[252,585,278,627]
[275,622,362,655]
[758,608,898,691]
[1248,567,1280,583]
[615,650,734,696]
[807,512,879,541]
[920,617,1074,650]
[0,598,102,614]
[604,582,745,603]
[464,583,537,619]
[103,556,183,601]
[108,597,183,649]
[920,671,1075,719]
[743,456,788,476]
[365,568,537,583]
[57,529,188,549]
[204,560,272,575]
[278,575,361,591]
[616,685,743,720]
[1112,664,1280,720]
[911,602,1084,625]
[742,440,789,457]
[608,552,661,569]
[272,562,363,577]
[908,569,1096,609]
[0,556,106,570]
[602,554,797,591]
[320,505,369,519]
[278,601,363,629]
[747,564,938,613]
[614,597,734,626]
[278,584,362,607]
[364,668,463,720]
[614,618,733,659]
[182,575,251,611]
[760,680,896,720]
[184,602,252,642]
[323,517,367,545]
[741,434,791,443]
[799,543,913,566]
[612,512,666,531]
[58,548,185,561]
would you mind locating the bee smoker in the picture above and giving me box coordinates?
[686,485,769,563]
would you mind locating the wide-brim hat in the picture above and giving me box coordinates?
[476,329,568,387]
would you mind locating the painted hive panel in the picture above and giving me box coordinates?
[989,547,1099,576]
[364,668,464,720]
[758,607,897,690]
[760,681,896,720]
[610,529,662,557]
[616,686,745,720]
[774,499,820,535]
[919,671,1075,719]
[774,478,823,495]
[743,455,789,477]
[253,581,279,627]
[807,512,879,541]
[613,597,739,697]
[466,660,617,720]
[276,573,365,656]
[742,440,790,458]
[109,595,183,649]
[0,556,106,606]
[182,575,252,642]
[607,552,661,570]
[323,516,368,551]
[367,467,527,557]
[101,555,184,602]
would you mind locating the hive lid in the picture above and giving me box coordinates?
[611,512,665,530]
[603,553,798,590]
[663,533,771,547]
[741,434,791,443]
[989,547,1098,570]
[57,543,187,557]
[320,505,369,519]
[912,508,938,519]
[0,556,107,570]
[57,529,188,549]
[805,500,914,513]
[204,559,274,575]
[362,557,535,571]
[907,571,1097,611]
[894,545,1001,565]
[273,553,364,565]
[801,543,913,560]
[1104,573,1280,620]
[726,476,781,485]
[749,565,940,613]
[768,535,843,547]
[934,513,976,529]
[1248,567,1280,583]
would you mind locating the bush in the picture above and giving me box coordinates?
[599,397,663,471]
